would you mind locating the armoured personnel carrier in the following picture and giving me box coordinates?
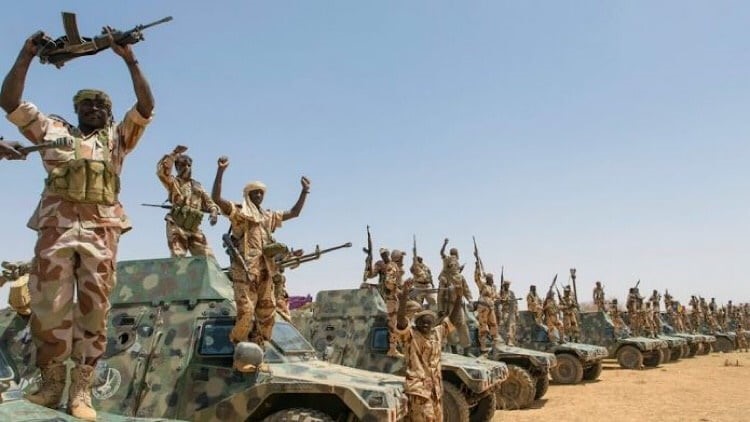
[0,257,409,421]
[697,323,736,353]
[297,288,509,422]
[578,311,668,369]
[619,312,689,362]
[461,305,557,410]
[515,310,608,385]
[658,314,715,357]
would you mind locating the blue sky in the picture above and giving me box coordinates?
[1,2,748,308]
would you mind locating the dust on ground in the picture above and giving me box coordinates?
[494,351,750,422]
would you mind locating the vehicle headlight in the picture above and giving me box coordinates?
[466,368,484,380]
[360,390,388,408]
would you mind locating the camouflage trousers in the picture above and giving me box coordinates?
[737,332,749,351]
[447,298,471,348]
[501,312,517,345]
[9,274,32,316]
[273,274,291,320]
[230,263,276,345]
[166,220,214,258]
[562,312,579,340]
[407,393,442,422]
[476,305,498,350]
[385,297,400,350]
[545,313,563,341]
[595,300,606,312]
[411,284,436,308]
[29,223,120,367]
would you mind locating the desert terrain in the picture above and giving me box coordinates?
[494,351,750,422]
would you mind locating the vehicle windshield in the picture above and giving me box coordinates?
[271,321,315,354]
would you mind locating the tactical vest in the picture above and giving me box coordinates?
[170,205,204,232]
[45,133,120,205]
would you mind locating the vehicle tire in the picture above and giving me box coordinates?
[687,343,699,358]
[469,390,497,422]
[550,353,584,384]
[715,337,735,353]
[700,342,711,355]
[264,408,335,422]
[495,365,536,410]
[670,346,682,361]
[661,347,671,363]
[443,382,470,422]
[534,375,549,400]
[582,361,603,381]
[616,345,643,370]
[681,344,689,358]
[643,349,663,367]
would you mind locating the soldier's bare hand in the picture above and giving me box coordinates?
[173,145,188,155]
[209,210,218,226]
[443,238,449,245]
[104,26,136,62]
[300,176,311,191]
[23,31,48,57]
[217,156,229,169]
[0,141,26,160]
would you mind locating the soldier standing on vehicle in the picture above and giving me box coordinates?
[559,286,580,342]
[156,145,219,257]
[609,299,627,337]
[626,288,642,336]
[0,29,154,420]
[593,281,606,312]
[397,279,454,422]
[526,285,543,323]
[736,322,749,353]
[543,289,564,342]
[498,279,519,345]
[473,262,498,353]
[649,289,662,333]
[409,256,436,308]
[384,249,406,357]
[438,238,472,352]
[363,248,390,293]
[211,156,310,349]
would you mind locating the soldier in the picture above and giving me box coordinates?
[383,249,406,357]
[626,288,642,336]
[0,140,25,159]
[0,261,32,316]
[736,322,749,353]
[363,248,390,293]
[543,289,563,342]
[409,256,436,308]
[156,145,219,257]
[0,29,154,420]
[498,279,519,346]
[272,272,291,320]
[640,301,654,337]
[559,286,580,342]
[437,239,472,352]
[526,285,543,323]
[593,281,605,312]
[211,155,310,350]
[396,280,454,422]
[473,262,498,353]
[650,289,662,334]
[609,299,627,337]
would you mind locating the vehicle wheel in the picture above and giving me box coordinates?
[495,365,536,410]
[443,382,470,422]
[681,344,689,358]
[670,347,682,361]
[715,337,735,353]
[582,361,603,381]
[687,343,699,358]
[534,375,549,400]
[661,347,671,363]
[264,408,335,422]
[469,390,497,422]
[643,349,663,367]
[550,353,583,384]
[616,345,643,369]
[700,342,711,355]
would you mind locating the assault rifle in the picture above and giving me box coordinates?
[277,242,351,270]
[570,268,578,307]
[472,236,485,277]
[547,274,558,296]
[222,232,251,276]
[412,234,418,266]
[362,226,372,282]
[1,136,75,157]
[33,12,173,68]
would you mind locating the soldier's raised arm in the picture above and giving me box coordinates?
[1,34,44,142]
[440,238,449,259]
[397,280,412,330]
[156,145,187,193]
[282,176,311,221]
[211,156,234,216]
[105,27,153,119]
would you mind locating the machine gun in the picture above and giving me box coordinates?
[277,242,352,270]
[140,203,211,213]
[362,226,372,282]
[33,12,173,68]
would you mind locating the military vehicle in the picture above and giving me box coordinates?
[0,257,409,421]
[658,314,716,357]
[619,312,689,362]
[578,311,668,369]
[296,288,509,421]
[696,323,736,353]
[515,310,608,385]
[462,305,557,410]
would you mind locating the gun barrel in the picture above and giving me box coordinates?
[137,16,174,30]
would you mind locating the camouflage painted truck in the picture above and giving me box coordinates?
[619,312,689,362]
[658,314,716,357]
[578,311,668,369]
[515,310,608,385]
[697,323,736,353]
[296,288,509,422]
[462,305,557,410]
[0,257,409,422]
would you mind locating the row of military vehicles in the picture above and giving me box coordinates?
[0,257,741,421]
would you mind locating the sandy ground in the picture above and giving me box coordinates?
[494,351,750,422]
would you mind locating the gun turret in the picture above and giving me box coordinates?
[277,242,352,270]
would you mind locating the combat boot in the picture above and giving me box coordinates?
[69,364,97,421]
[26,363,66,408]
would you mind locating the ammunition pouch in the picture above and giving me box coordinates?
[46,159,120,205]
[170,205,204,232]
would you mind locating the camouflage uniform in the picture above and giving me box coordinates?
[272,272,291,320]
[7,98,150,369]
[559,287,580,342]
[473,266,498,352]
[543,291,563,341]
[498,281,519,346]
[397,318,454,422]
[384,251,406,357]
[409,258,436,308]
[364,248,389,295]
[223,193,284,346]
[156,152,218,257]
[526,285,543,324]
[649,290,662,334]
[626,289,642,335]
[593,282,605,312]
[609,300,627,337]
[437,256,472,349]
[736,324,749,352]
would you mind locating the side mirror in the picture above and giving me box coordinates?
[233,342,264,373]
